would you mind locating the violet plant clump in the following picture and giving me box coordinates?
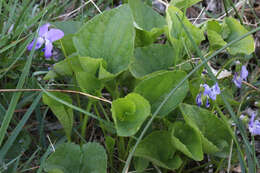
[27,23,64,59]
[233,65,248,88]
[196,83,221,108]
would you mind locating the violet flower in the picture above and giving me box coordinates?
[233,65,248,88]
[248,112,260,136]
[27,23,64,59]
[196,83,221,107]
[196,92,202,107]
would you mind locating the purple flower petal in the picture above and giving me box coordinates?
[44,40,53,59]
[203,84,211,96]
[240,65,248,80]
[206,98,210,108]
[249,112,256,128]
[45,29,64,42]
[233,73,242,88]
[27,37,44,50]
[39,23,50,36]
[196,92,202,107]
[212,83,221,95]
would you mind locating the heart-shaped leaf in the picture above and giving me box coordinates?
[134,70,189,117]
[134,131,182,170]
[111,93,151,136]
[180,103,232,157]
[73,5,135,75]
[171,121,203,161]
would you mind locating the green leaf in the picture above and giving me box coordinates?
[81,142,107,173]
[179,103,232,157]
[130,44,175,78]
[129,0,166,47]
[60,35,77,56]
[52,21,81,35]
[134,157,149,172]
[224,17,255,55]
[207,21,227,51]
[170,0,202,10]
[52,21,82,56]
[166,5,204,59]
[75,57,104,95]
[134,70,189,117]
[129,0,166,31]
[76,72,103,95]
[171,122,203,161]
[44,56,79,80]
[42,92,73,141]
[73,5,135,75]
[111,93,151,136]
[44,142,107,173]
[134,131,182,170]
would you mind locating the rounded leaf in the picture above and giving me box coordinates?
[111,93,151,136]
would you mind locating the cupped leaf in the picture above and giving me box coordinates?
[73,5,135,75]
[111,93,151,136]
[42,92,73,141]
[171,121,203,161]
[44,142,107,173]
[134,70,189,117]
[170,0,202,10]
[130,44,175,78]
[166,5,204,59]
[134,131,182,170]
[129,0,166,46]
[179,103,232,157]
[224,17,255,55]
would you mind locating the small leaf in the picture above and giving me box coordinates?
[111,93,151,136]
[134,131,182,170]
[135,70,189,117]
[42,93,73,141]
[171,122,203,161]
[130,44,175,78]
[179,103,232,157]
[225,17,255,55]
[170,0,202,10]
[73,5,135,75]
